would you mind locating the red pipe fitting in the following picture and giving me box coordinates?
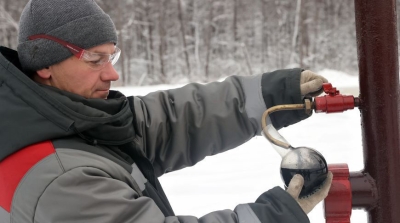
[324,164,352,223]
[314,83,357,113]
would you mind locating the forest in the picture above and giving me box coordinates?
[1,0,399,86]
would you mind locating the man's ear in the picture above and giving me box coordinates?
[36,67,51,79]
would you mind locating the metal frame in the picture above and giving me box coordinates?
[354,0,400,222]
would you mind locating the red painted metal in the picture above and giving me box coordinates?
[314,83,357,113]
[354,0,400,222]
[324,164,352,223]
[349,172,377,210]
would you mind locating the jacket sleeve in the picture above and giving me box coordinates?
[34,167,309,223]
[129,69,306,177]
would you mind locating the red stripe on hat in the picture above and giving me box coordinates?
[0,141,55,212]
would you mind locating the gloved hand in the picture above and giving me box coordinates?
[300,70,329,97]
[286,172,333,214]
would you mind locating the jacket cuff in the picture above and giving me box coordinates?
[235,187,309,223]
[255,187,309,223]
[261,68,310,129]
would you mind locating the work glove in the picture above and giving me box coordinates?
[300,70,329,97]
[286,172,333,214]
[260,68,329,129]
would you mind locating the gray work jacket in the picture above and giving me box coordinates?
[0,46,309,223]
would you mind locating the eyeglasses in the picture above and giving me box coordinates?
[28,34,121,70]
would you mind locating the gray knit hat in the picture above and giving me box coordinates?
[17,0,118,72]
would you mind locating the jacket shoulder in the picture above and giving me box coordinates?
[4,139,138,223]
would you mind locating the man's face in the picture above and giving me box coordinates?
[42,43,119,99]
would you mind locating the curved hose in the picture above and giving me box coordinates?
[261,104,307,149]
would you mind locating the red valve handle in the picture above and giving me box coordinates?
[322,83,340,96]
[324,164,352,223]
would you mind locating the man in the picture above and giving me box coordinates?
[0,0,332,222]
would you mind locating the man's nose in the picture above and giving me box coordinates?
[101,62,120,81]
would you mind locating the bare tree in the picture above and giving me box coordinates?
[193,0,202,77]
[0,5,19,30]
[204,0,214,80]
[158,0,167,83]
[232,0,238,52]
[177,0,191,77]
[0,1,19,49]
[116,1,127,85]
[299,0,309,68]
[145,0,155,81]
[289,0,302,66]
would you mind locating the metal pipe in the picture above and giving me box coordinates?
[349,172,377,210]
[354,0,400,222]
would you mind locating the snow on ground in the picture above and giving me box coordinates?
[113,70,367,222]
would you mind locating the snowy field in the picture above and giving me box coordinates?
[113,69,367,223]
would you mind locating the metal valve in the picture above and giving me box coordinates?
[314,83,360,113]
[261,83,361,203]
